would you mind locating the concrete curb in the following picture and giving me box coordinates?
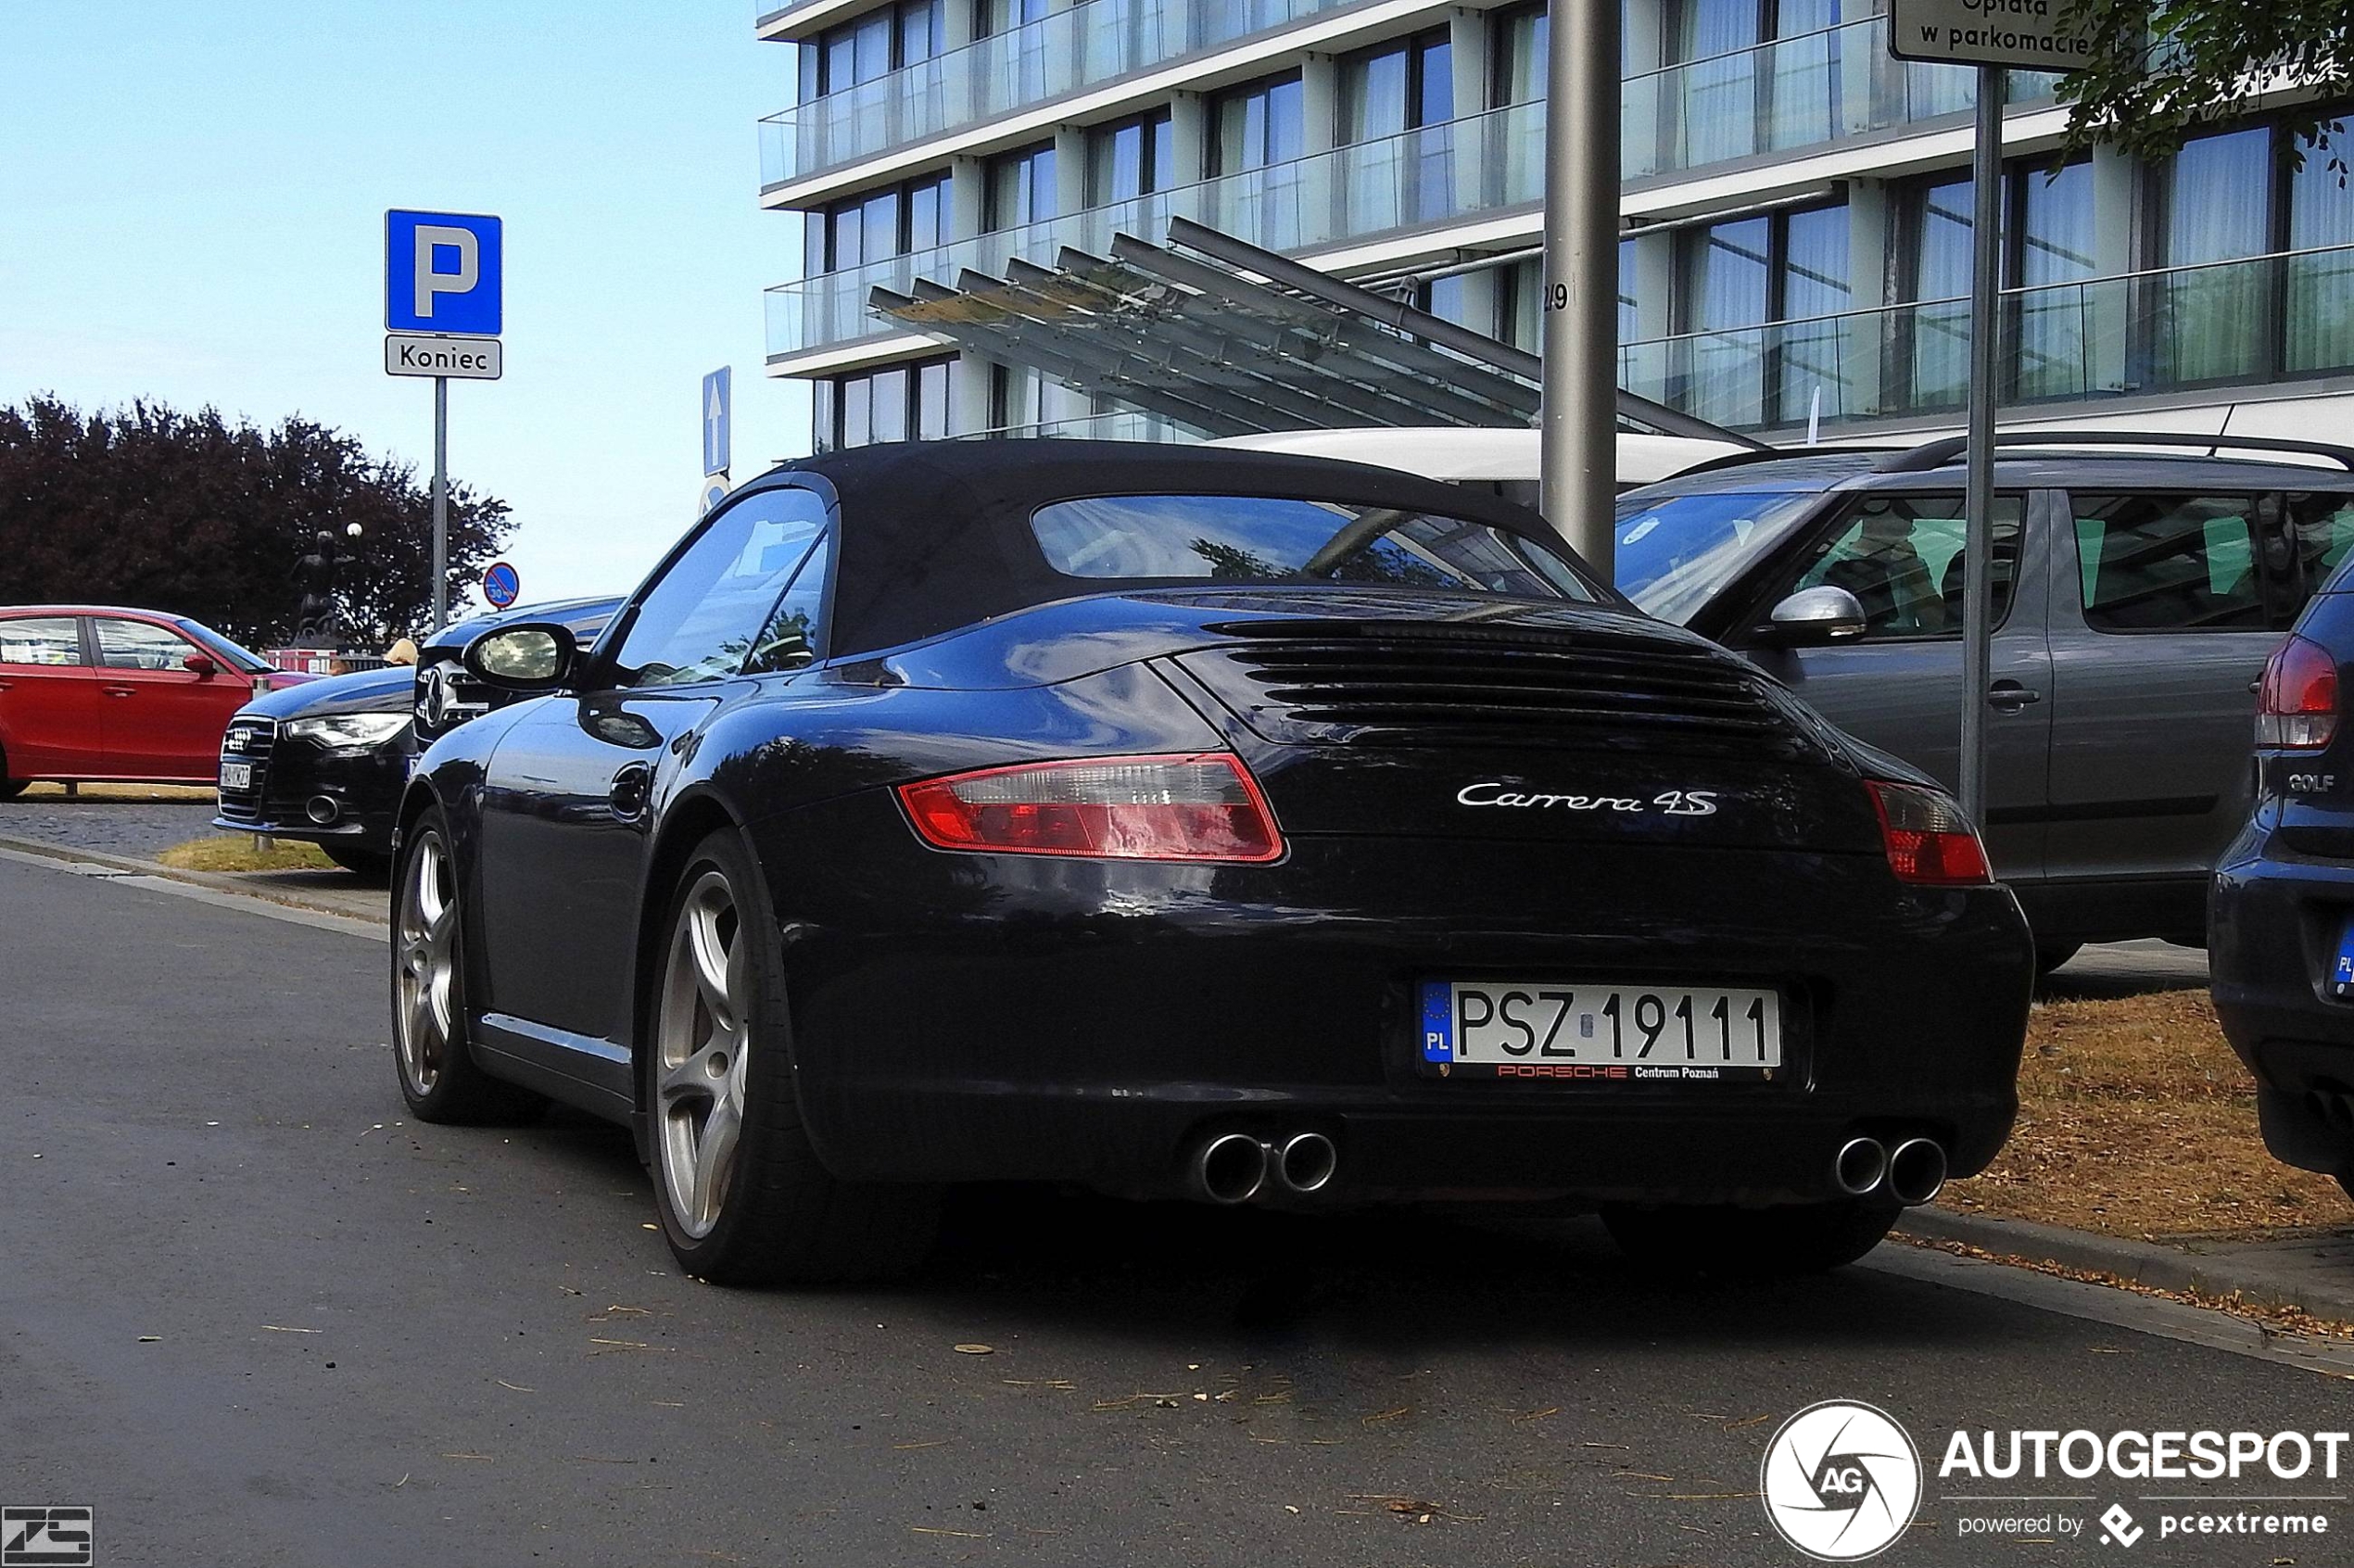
[1897,1206,2354,1323]
[0,832,386,927]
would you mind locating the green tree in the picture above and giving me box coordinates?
[0,394,512,651]
[2058,0,2350,165]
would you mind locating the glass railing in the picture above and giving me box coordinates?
[762,0,1361,188]
[768,103,1563,357]
[763,10,2049,192]
[1619,15,2056,181]
[1617,244,2354,433]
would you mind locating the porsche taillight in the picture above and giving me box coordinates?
[897,752,1285,864]
[1867,779,1993,887]
[2256,635,2339,750]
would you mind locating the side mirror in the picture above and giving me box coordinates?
[183,652,219,677]
[1756,585,1868,646]
[462,622,578,692]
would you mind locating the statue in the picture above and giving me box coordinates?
[293,527,344,646]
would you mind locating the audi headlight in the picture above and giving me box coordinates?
[285,713,411,750]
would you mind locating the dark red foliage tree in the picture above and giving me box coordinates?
[0,394,513,651]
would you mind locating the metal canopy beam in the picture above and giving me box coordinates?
[1106,235,1540,425]
[1164,215,1765,449]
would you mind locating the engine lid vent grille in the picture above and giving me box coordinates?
[1179,621,1805,754]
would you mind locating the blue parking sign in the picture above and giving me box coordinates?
[386,210,502,335]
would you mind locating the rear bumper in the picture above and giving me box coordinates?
[2209,830,2354,1176]
[752,803,2032,1206]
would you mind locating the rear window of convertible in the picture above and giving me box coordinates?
[1029,493,1601,601]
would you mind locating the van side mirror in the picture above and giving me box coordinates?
[1755,585,1868,646]
[462,623,578,692]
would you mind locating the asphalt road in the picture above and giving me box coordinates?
[2,854,2344,1568]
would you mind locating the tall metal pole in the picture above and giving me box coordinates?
[1539,0,1621,580]
[431,374,449,633]
[1957,67,2004,826]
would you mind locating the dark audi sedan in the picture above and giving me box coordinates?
[392,442,2031,1284]
[214,597,620,874]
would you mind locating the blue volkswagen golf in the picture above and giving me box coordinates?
[2211,551,2354,1200]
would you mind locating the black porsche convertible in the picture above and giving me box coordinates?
[392,441,2031,1284]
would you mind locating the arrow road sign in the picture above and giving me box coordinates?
[702,367,732,477]
[386,210,503,335]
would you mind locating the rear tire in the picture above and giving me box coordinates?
[1602,1198,1902,1277]
[323,843,393,880]
[644,827,939,1286]
[390,806,546,1125]
[2338,1173,2354,1207]
[0,778,26,801]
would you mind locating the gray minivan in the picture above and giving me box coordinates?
[1611,434,2354,965]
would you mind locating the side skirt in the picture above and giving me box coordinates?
[473,1011,635,1121]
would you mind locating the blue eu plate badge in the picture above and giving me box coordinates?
[2334,918,2354,996]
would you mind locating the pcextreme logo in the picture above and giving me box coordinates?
[1760,1400,1924,1562]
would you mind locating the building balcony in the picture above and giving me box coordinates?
[1620,242,2354,434]
[760,0,1367,194]
[768,30,2045,365]
[761,11,2050,205]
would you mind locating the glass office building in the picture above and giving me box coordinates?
[754,0,2354,450]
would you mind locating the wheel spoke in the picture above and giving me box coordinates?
[658,1042,729,1108]
[690,1096,741,1229]
[688,898,736,1035]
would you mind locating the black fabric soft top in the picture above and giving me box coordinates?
[753,439,1610,658]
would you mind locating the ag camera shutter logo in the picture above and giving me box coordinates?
[1761,1400,1923,1561]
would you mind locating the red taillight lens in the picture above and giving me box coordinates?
[897,752,1285,864]
[1867,779,1992,887]
[2257,635,2339,750]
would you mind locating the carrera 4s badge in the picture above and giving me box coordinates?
[1455,782,1720,816]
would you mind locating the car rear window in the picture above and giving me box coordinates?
[1028,494,1600,601]
[1611,490,1823,625]
[0,616,82,666]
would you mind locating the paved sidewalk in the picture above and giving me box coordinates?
[1902,1207,2354,1323]
[0,797,224,861]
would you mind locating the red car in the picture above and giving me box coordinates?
[0,606,310,795]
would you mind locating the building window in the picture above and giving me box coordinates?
[989,364,1093,433]
[1662,0,1844,167]
[1339,29,1455,230]
[974,0,1050,36]
[1491,4,1548,108]
[1086,108,1176,206]
[2287,115,2354,373]
[815,171,951,272]
[1672,202,1849,427]
[1210,72,1305,175]
[985,142,1058,232]
[817,356,959,451]
[808,0,941,95]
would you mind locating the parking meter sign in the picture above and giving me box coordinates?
[482,561,520,609]
[386,210,502,335]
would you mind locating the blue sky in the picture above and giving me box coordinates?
[0,3,809,613]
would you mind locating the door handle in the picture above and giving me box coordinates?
[101,686,138,698]
[1986,682,2042,711]
[608,762,653,820]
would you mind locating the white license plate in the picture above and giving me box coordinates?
[1419,980,1783,1081]
[219,761,252,791]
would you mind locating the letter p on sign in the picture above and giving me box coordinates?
[385,210,502,335]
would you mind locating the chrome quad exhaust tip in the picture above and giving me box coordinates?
[1194,1132,1269,1205]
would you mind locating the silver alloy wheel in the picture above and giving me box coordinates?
[656,869,752,1240]
[394,828,459,1096]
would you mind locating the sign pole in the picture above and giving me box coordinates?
[431,374,449,633]
[1539,0,1620,580]
[1957,66,2004,827]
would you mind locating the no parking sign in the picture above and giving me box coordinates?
[482,561,520,609]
